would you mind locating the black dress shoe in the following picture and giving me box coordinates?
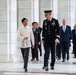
[23,67,25,69]
[57,58,60,60]
[42,67,45,70]
[51,66,54,70]
[67,58,69,61]
[25,68,28,72]
[45,67,49,71]
[73,56,76,58]
[31,59,34,61]
[42,66,48,71]
[36,59,39,61]
[62,60,65,62]
[40,53,42,56]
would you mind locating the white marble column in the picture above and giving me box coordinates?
[17,0,32,27]
[34,0,39,22]
[18,0,39,26]
[52,0,58,19]
[58,0,70,25]
[39,0,52,27]
[7,0,18,62]
[31,0,39,23]
[0,0,8,62]
[70,0,76,29]
[0,0,17,62]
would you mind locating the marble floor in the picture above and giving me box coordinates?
[0,53,76,75]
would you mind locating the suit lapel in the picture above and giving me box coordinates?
[65,26,67,33]
[61,26,64,33]
[62,25,67,33]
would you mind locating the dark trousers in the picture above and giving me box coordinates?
[44,43,55,67]
[38,44,42,55]
[31,44,38,60]
[21,48,30,69]
[73,41,76,57]
[56,44,61,59]
[61,42,69,60]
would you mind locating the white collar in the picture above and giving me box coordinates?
[63,25,67,27]
[23,25,28,28]
[50,18,52,21]
[47,18,52,21]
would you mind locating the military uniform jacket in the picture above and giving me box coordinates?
[42,18,59,45]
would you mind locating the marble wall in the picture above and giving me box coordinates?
[17,0,32,27]
[39,0,52,27]
[58,0,70,25]
[0,0,76,62]
[8,0,18,62]
[0,0,8,62]
[70,0,76,29]
[0,0,18,62]
[39,0,76,28]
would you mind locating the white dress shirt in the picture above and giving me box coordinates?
[17,25,34,48]
[63,25,66,32]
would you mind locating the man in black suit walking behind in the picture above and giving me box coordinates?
[60,19,72,62]
[31,22,40,61]
[72,24,76,58]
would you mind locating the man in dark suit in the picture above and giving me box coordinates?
[72,24,76,58]
[42,10,60,71]
[31,22,40,61]
[60,19,72,62]
[37,23,42,56]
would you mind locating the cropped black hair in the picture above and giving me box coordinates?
[32,22,37,25]
[21,18,28,22]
